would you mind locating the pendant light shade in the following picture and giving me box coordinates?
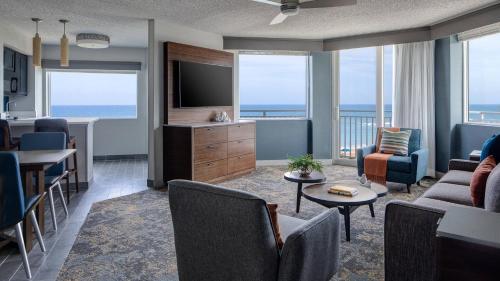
[59,19,69,67]
[32,18,42,67]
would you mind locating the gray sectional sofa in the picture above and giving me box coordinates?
[384,159,490,281]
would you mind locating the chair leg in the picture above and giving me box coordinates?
[73,151,79,193]
[406,184,411,194]
[65,174,71,204]
[417,181,421,186]
[56,181,69,216]
[29,210,46,252]
[48,187,58,231]
[14,222,32,279]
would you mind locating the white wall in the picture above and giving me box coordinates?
[149,19,224,186]
[0,23,32,112]
[42,45,148,156]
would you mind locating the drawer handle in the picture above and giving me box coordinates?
[206,145,216,149]
[206,128,212,131]
[238,156,243,159]
[237,125,241,128]
[237,140,243,144]
[206,163,214,166]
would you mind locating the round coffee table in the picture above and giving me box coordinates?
[302,180,387,242]
[284,171,326,213]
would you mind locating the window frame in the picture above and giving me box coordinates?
[45,69,140,120]
[463,35,500,126]
[238,51,312,120]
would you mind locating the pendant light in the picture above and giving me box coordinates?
[32,18,42,67]
[59,19,69,67]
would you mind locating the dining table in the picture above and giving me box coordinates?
[16,149,76,251]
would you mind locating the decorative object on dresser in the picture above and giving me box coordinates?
[163,121,256,183]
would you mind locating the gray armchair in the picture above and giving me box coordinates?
[168,180,341,281]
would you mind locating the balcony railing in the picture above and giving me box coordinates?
[339,110,392,159]
[240,109,306,118]
[469,111,500,123]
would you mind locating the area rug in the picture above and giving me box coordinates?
[57,165,432,281]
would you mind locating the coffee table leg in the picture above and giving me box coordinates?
[369,204,375,218]
[344,206,351,242]
[296,182,302,213]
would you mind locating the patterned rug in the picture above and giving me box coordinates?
[57,165,433,281]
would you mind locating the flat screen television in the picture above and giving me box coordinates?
[174,60,233,107]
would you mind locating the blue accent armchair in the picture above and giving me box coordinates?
[356,128,428,193]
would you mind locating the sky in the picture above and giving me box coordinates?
[468,32,500,104]
[50,72,137,106]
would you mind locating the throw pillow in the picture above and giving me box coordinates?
[480,134,500,163]
[375,127,400,152]
[379,129,412,156]
[485,164,500,212]
[267,203,284,249]
[470,155,496,207]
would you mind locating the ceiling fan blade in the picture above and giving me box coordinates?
[300,0,356,9]
[270,13,288,25]
[253,0,282,6]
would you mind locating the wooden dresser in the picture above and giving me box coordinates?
[163,120,256,183]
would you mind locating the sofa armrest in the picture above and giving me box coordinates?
[356,144,377,177]
[448,159,479,172]
[385,200,444,281]
[278,209,340,281]
[411,148,428,181]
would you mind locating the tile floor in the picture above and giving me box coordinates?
[0,159,148,281]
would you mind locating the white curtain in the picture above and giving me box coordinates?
[393,41,436,177]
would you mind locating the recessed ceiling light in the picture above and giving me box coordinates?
[76,33,110,49]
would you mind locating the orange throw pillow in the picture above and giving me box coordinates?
[267,203,284,249]
[470,155,496,207]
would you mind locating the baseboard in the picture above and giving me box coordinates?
[94,154,148,161]
[256,159,333,166]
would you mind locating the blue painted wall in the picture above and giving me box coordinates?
[255,119,311,160]
[311,52,333,159]
[455,124,500,159]
[434,36,463,172]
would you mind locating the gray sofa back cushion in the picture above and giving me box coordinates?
[485,164,500,212]
[168,180,280,281]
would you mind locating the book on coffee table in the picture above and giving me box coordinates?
[328,185,359,197]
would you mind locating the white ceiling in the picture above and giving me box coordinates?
[0,0,497,48]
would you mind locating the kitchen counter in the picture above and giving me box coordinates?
[9,117,98,186]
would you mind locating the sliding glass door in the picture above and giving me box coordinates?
[333,46,393,164]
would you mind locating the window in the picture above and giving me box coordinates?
[239,53,309,118]
[337,46,393,159]
[464,32,500,124]
[47,71,138,119]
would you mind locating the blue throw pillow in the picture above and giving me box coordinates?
[481,134,500,162]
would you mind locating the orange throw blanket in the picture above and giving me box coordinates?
[365,127,400,184]
[364,153,393,184]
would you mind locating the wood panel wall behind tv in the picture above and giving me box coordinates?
[164,42,234,124]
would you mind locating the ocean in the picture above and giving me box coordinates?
[51,105,137,118]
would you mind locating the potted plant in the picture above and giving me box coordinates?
[288,154,323,177]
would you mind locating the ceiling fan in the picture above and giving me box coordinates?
[253,0,356,25]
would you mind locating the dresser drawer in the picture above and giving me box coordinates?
[228,124,255,141]
[228,153,256,174]
[194,142,227,163]
[194,126,227,145]
[228,139,255,157]
[194,159,227,182]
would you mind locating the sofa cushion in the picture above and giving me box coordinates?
[480,134,500,163]
[413,197,472,213]
[422,183,473,206]
[278,214,306,242]
[485,164,500,212]
[438,170,474,186]
[387,156,412,173]
[470,156,496,207]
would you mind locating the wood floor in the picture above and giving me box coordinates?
[0,159,148,281]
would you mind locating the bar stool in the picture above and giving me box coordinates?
[0,119,20,151]
[0,152,47,279]
[34,118,79,203]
